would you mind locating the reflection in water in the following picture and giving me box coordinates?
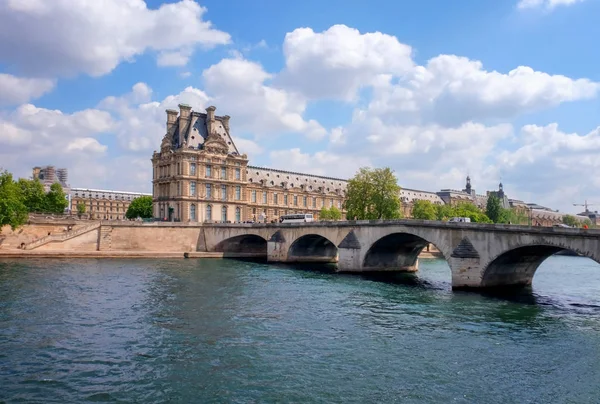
[0,256,600,403]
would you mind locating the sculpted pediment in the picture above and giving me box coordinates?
[204,132,229,155]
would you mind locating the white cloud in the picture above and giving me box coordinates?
[202,57,326,139]
[157,48,194,67]
[277,24,414,101]
[98,83,210,152]
[517,0,587,10]
[363,55,599,126]
[495,123,600,210]
[0,0,230,77]
[66,138,107,153]
[0,103,113,188]
[234,138,263,155]
[268,148,371,179]
[0,73,55,106]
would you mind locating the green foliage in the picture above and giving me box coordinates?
[76,202,86,215]
[562,214,580,227]
[498,208,529,225]
[0,170,29,231]
[486,195,502,223]
[344,167,402,220]
[328,206,342,221]
[431,202,491,223]
[17,178,46,213]
[44,183,68,214]
[411,200,437,220]
[126,195,153,219]
[434,204,454,221]
[451,202,492,223]
[320,206,342,221]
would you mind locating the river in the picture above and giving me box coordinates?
[1,256,599,403]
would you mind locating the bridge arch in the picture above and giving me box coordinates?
[362,231,448,272]
[481,242,600,288]
[288,233,338,263]
[214,234,268,256]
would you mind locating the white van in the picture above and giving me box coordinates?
[279,214,314,223]
[449,217,471,223]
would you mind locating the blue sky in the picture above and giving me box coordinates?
[1,0,599,213]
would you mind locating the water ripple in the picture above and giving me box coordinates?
[1,256,600,403]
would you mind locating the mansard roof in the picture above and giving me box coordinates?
[246,165,348,193]
[168,107,239,155]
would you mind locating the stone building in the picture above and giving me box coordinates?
[151,105,346,222]
[69,188,151,220]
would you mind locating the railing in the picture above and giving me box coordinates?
[23,222,101,250]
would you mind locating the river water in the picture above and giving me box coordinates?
[1,256,600,403]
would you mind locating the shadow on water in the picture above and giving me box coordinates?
[358,271,441,290]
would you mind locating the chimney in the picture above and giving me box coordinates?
[178,104,192,140]
[166,109,178,133]
[206,105,216,134]
[222,115,230,132]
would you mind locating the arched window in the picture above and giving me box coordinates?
[206,205,212,221]
[221,205,227,222]
[190,204,196,221]
[235,207,241,222]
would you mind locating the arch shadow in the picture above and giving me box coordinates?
[481,244,600,289]
[288,234,338,263]
[214,234,267,259]
[363,232,448,273]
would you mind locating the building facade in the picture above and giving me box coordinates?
[151,105,346,223]
[69,188,151,220]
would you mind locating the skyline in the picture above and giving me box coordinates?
[1,0,599,214]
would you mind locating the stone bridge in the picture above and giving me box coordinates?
[200,219,600,289]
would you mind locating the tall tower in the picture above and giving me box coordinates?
[465,175,472,195]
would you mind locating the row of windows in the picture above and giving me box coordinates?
[188,204,242,222]
[250,190,340,208]
[73,193,135,201]
[159,163,243,180]
[197,164,241,180]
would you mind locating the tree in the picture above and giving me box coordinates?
[319,207,331,220]
[435,204,454,221]
[451,202,492,223]
[411,200,437,220]
[328,206,342,220]
[18,178,46,213]
[77,202,86,216]
[0,170,28,231]
[344,167,402,220]
[126,195,153,219]
[44,183,68,214]
[562,214,580,227]
[498,208,528,225]
[486,195,502,223]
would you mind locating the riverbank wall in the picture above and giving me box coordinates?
[0,221,444,260]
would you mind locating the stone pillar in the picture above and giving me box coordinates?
[166,109,178,133]
[267,230,288,262]
[178,104,192,144]
[336,230,362,272]
[448,237,484,289]
[222,115,230,132]
[206,106,216,134]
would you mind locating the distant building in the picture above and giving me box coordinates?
[32,166,69,191]
[69,188,151,220]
